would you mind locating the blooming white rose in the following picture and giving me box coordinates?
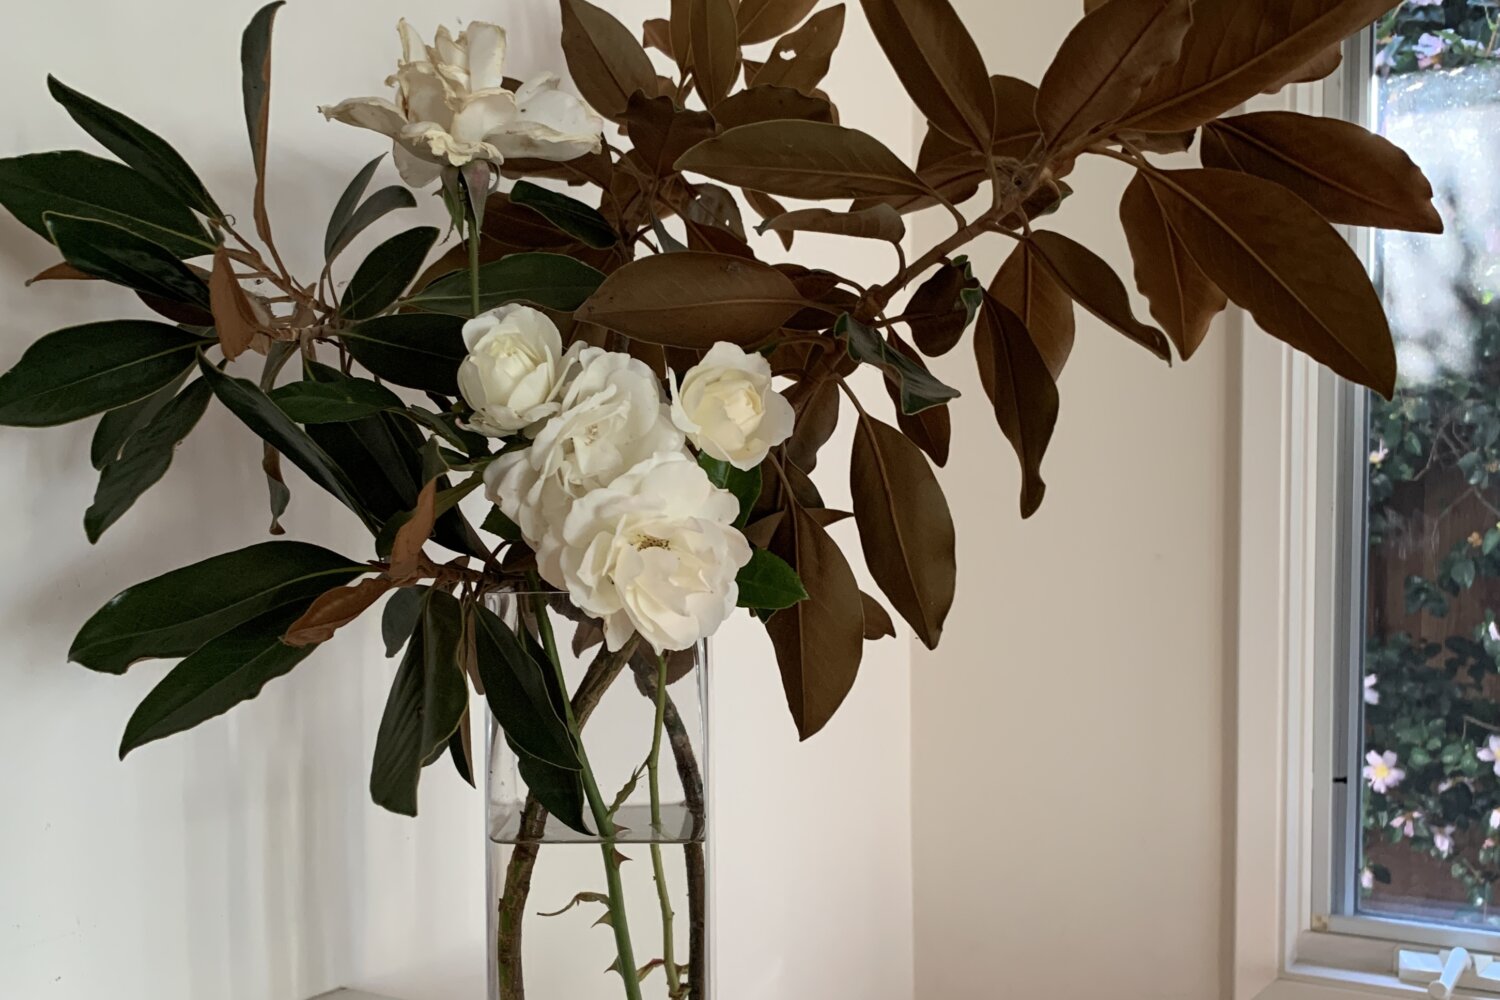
[484,347,684,547]
[670,342,795,470]
[319,20,603,187]
[541,451,752,652]
[459,304,576,436]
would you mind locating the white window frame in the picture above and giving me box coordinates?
[1234,33,1500,1000]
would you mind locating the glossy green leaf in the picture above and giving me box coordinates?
[69,540,366,674]
[736,548,809,610]
[85,378,212,543]
[269,377,403,424]
[407,252,605,316]
[0,321,204,427]
[517,752,591,835]
[370,589,468,817]
[340,226,438,321]
[510,181,616,248]
[45,213,211,314]
[697,453,760,528]
[326,155,386,258]
[837,314,960,414]
[89,370,191,470]
[480,506,523,541]
[343,314,467,396]
[472,605,580,770]
[241,2,283,190]
[46,76,220,219]
[381,586,428,657]
[118,601,324,757]
[0,151,213,258]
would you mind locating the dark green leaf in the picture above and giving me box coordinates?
[370,589,468,817]
[90,370,191,470]
[736,548,809,610]
[340,226,438,321]
[481,506,523,541]
[198,356,375,528]
[45,213,210,314]
[517,752,591,835]
[510,181,616,249]
[328,185,419,262]
[269,377,403,423]
[69,540,365,674]
[343,314,467,396]
[85,378,212,543]
[382,586,428,657]
[472,605,580,770]
[327,155,386,257]
[697,453,760,528]
[837,314,960,414]
[119,602,322,757]
[0,151,213,258]
[407,252,606,316]
[46,76,220,219]
[241,2,284,209]
[0,321,204,427]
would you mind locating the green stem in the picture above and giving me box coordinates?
[531,595,644,1000]
[648,655,683,997]
[466,208,482,318]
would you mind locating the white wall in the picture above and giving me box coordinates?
[908,2,1234,998]
[0,3,914,1000]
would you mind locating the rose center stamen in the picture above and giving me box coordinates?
[634,533,672,550]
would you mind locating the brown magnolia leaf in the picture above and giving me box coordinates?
[671,0,694,72]
[850,413,955,648]
[758,204,905,244]
[622,93,717,178]
[765,504,864,740]
[1027,230,1171,362]
[575,252,805,346]
[1123,0,1401,133]
[690,0,740,108]
[861,592,897,640]
[905,263,974,357]
[1117,128,1196,154]
[884,337,952,467]
[676,120,930,200]
[244,2,281,253]
[1036,0,1193,150]
[1201,111,1443,234]
[745,189,793,250]
[1118,172,1228,360]
[974,293,1060,518]
[738,0,818,44]
[785,377,841,472]
[208,247,262,361]
[25,261,93,285]
[283,577,394,647]
[642,17,675,60]
[713,86,836,129]
[1263,43,1342,93]
[743,511,785,548]
[991,241,1075,378]
[562,0,658,119]
[859,0,994,150]
[388,478,437,584]
[1142,166,1395,397]
[750,4,845,95]
[1084,0,1110,9]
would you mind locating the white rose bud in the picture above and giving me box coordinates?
[671,342,795,470]
[542,451,752,652]
[458,304,575,436]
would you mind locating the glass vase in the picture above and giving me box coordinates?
[484,590,710,1000]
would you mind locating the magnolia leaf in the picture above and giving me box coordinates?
[758,204,905,244]
[975,294,1059,518]
[642,17,675,59]
[677,120,929,200]
[0,151,213,258]
[691,0,740,107]
[408,252,605,316]
[90,370,191,470]
[340,226,438,321]
[1123,0,1400,132]
[736,548,809,610]
[85,378,212,543]
[850,412,955,647]
[472,604,580,771]
[241,1,284,247]
[698,453,760,527]
[283,576,395,647]
[861,591,898,640]
[621,94,718,178]
[1201,111,1443,234]
[713,86,835,131]
[209,247,261,360]
[859,0,993,150]
[268,376,403,424]
[69,540,366,674]
[1140,166,1395,398]
[45,213,211,316]
[46,76,220,218]
[839,314,961,414]
[765,505,864,740]
[904,260,979,357]
[510,181,616,248]
[382,586,427,657]
[561,0,658,119]
[575,252,804,346]
[0,321,204,427]
[1026,230,1171,361]
[343,314,467,395]
[327,185,417,263]
[738,0,817,43]
[324,154,384,258]
[990,241,1075,378]
[671,0,693,72]
[1036,0,1192,149]
[1263,43,1343,94]
[883,336,952,467]
[1118,172,1227,360]
[387,479,438,584]
[750,5,845,95]
[785,379,840,474]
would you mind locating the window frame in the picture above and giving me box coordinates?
[1235,29,1500,1000]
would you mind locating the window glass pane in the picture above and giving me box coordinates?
[1359,6,1500,927]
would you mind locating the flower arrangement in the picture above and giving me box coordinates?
[0,0,1442,994]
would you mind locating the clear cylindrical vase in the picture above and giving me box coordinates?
[484,590,709,1000]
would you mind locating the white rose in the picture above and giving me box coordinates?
[458,304,576,436]
[542,451,751,652]
[671,342,795,470]
[484,347,685,550]
[319,20,603,187]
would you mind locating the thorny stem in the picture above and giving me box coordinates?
[648,654,684,997]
